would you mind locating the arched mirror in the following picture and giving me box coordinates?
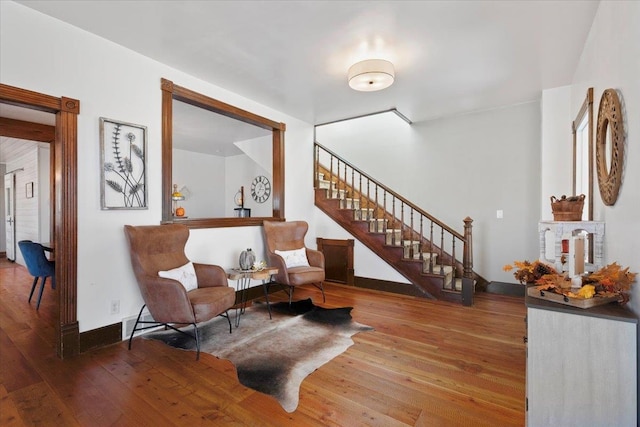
[161,78,285,228]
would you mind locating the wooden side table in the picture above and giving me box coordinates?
[226,267,278,327]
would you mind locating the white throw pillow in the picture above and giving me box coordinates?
[275,248,310,268]
[158,261,198,292]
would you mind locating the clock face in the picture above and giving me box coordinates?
[251,175,271,203]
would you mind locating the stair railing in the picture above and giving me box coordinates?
[314,142,474,288]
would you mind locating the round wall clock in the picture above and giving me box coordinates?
[251,175,271,203]
[595,89,625,206]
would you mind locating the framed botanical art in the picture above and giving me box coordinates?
[99,117,148,209]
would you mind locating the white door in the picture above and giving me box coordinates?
[4,173,16,261]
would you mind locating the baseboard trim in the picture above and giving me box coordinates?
[485,281,525,297]
[79,322,123,353]
[353,276,430,298]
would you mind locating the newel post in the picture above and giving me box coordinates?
[461,216,474,306]
[463,217,474,279]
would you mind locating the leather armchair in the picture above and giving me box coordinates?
[124,224,235,359]
[263,220,326,305]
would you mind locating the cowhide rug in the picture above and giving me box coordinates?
[144,298,373,412]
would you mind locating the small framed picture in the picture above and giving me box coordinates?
[99,117,148,210]
[25,182,34,198]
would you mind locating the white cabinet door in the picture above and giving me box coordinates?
[527,307,637,427]
[4,173,15,261]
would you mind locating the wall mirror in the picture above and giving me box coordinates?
[161,78,285,228]
[595,88,624,206]
[571,88,593,265]
[572,87,593,221]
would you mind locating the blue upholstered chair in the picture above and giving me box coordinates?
[18,240,55,310]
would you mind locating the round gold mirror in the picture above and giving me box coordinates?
[595,89,624,206]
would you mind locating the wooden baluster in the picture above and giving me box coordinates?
[450,236,456,289]
[429,221,434,273]
[329,155,334,197]
[358,174,363,219]
[366,179,370,218]
[342,160,347,201]
[409,207,414,258]
[400,202,404,247]
[374,183,379,224]
[391,195,396,237]
[419,215,424,261]
[439,227,445,275]
[351,168,355,210]
[383,191,387,232]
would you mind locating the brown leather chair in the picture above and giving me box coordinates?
[124,224,235,359]
[263,220,325,305]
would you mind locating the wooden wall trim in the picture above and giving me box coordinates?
[55,108,79,358]
[79,323,123,353]
[0,117,55,142]
[353,276,430,298]
[1,82,80,359]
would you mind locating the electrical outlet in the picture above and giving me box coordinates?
[496,209,504,219]
[110,300,120,315]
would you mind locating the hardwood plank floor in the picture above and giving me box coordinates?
[0,258,526,426]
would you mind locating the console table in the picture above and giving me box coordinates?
[226,267,278,327]
[538,221,605,272]
[525,291,638,426]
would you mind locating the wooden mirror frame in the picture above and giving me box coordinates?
[595,89,624,206]
[572,87,594,221]
[161,78,285,228]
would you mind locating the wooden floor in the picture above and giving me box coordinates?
[1,257,527,426]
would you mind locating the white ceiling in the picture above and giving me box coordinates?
[14,0,600,125]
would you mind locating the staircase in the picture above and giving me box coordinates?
[314,142,487,305]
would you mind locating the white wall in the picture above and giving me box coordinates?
[540,86,573,221]
[316,103,542,284]
[0,1,316,333]
[566,0,640,315]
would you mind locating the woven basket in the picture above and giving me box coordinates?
[551,194,585,221]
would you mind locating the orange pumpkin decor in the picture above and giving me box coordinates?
[175,207,185,217]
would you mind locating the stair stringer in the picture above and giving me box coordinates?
[315,189,462,303]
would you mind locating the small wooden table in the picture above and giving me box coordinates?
[226,267,278,327]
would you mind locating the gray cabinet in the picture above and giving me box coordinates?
[526,297,638,427]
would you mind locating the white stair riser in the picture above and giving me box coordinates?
[403,240,421,259]
[369,219,387,233]
[340,198,360,209]
[354,208,373,220]
[326,189,346,199]
[318,180,335,190]
[385,230,401,245]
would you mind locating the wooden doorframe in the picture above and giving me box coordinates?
[0,83,79,359]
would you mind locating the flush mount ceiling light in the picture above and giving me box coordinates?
[348,59,395,92]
